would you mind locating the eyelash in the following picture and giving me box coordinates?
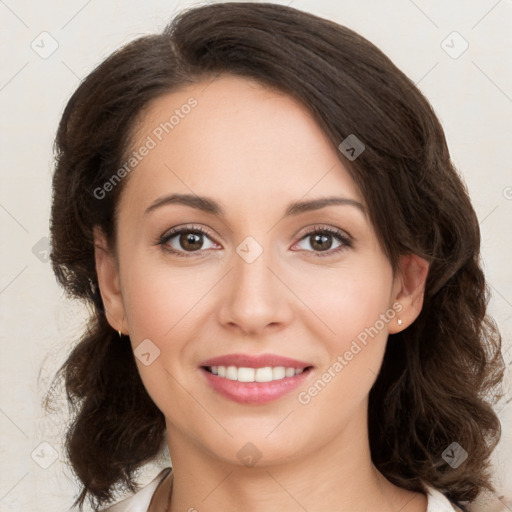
[157,224,353,258]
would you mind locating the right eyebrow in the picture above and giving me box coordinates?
[145,193,222,216]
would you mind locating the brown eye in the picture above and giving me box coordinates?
[178,232,204,251]
[309,232,334,251]
[159,226,218,257]
[293,226,352,257]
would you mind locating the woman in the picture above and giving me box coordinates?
[47,2,505,511]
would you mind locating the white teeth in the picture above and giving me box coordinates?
[285,367,295,378]
[207,365,307,382]
[238,367,255,382]
[226,366,238,380]
[255,367,273,382]
[272,366,285,380]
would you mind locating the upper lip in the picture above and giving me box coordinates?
[200,353,313,369]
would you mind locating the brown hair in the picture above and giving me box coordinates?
[47,2,505,510]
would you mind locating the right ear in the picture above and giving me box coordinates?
[93,226,127,334]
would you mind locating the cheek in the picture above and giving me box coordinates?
[296,269,394,416]
[121,257,215,341]
[120,258,219,399]
[120,262,205,411]
[292,258,394,346]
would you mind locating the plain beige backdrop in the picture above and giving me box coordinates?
[0,0,511,510]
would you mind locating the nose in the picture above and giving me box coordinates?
[216,241,293,337]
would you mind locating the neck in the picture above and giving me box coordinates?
[158,410,427,512]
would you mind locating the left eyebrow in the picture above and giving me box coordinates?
[144,193,366,217]
[284,196,366,217]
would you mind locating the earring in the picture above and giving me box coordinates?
[118,330,122,338]
[397,317,403,326]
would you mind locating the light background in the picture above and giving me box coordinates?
[0,0,511,510]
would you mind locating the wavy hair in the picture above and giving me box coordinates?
[47,2,505,510]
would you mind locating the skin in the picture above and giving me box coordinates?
[95,74,430,512]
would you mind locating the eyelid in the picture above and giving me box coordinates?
[157,224,219,257]
[292,224,353,257]
[161,224,215,241]
[294,223,350,240]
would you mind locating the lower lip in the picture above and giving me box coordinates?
[200,367,313,404]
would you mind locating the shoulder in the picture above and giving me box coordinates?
[100,467,172,512]
[426,486,465,512]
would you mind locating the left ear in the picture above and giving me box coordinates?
[389,253,430,334]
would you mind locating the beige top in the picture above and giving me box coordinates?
[102,467,465,512]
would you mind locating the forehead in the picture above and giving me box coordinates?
[120,74,362,218]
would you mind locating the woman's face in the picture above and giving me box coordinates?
[96,74,424,469]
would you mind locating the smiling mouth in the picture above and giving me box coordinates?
[202,365,314,383]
